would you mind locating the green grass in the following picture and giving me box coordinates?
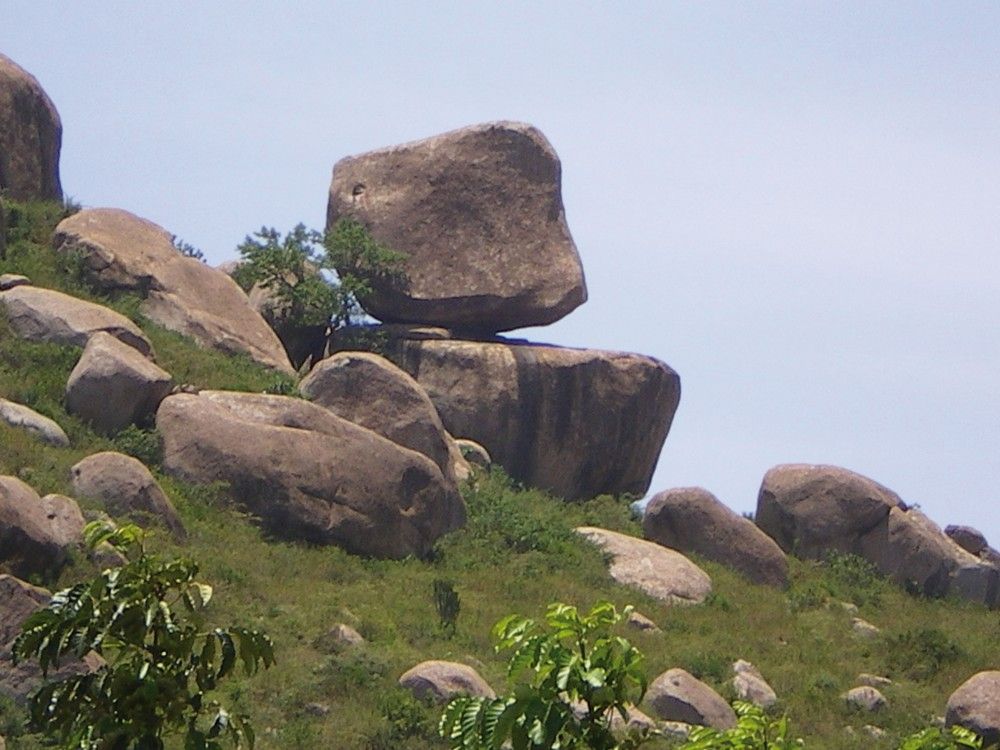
[2,201,999,749]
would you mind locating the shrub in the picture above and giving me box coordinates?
[12,522,274,749]
[109,424,164,467]
[678,701,804,749]
[883,628,964,680]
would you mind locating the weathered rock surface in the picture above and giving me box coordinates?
[0,476,68,577]
[0,274,30,291]
[626,611,661,632]
[0,54,62,201]
[843,686,887,712]
[327,121,587,332]
[575,527,711,605]
[647,668,737,730]
[39,493,85,548]
[300,352,454,479]
[947,526,990,556]
[157,391,465,558]
[65,332,172,434]
[858,673,893,688]
[0,398,69,446]
[70,452,185,539]
[755,464,902,558]
[52,209,292,373]
[398,660,495,703]
[732,660,777,709]
[0,574,103,703]
[859,507,999,604]
[851,617,881,639]
[0,285,152,356]
[388,338,680,500]
[643,487,788,587]
[946,671,1000,745]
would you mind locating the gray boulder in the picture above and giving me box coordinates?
[0,285,152,356]
[300,351,455,479]
[327,121,587,332]
[946,525,989,556]
[946,671,1000,746]
[575,527,712,605]
[842,686,887,712]
[0,54,62,201]
[157,391,465,558]
[0,476,68,577]
[755,464,902,558]
[732,660,777,709]
[40,493,85,548]
[643,487,788,587]
[65,332,172,434]
[388,337,680,500]
[647,668,737,730]
[0,274,31,291]
[398,660,495,704]
[0,398,69,446]
[70,452,185,540]
[52,209,293,373]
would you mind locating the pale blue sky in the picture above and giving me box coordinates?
[5,3,999,541]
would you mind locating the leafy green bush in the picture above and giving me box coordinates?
[821,551,886,607]
[433,579,461,638]
[13,522,274,750]
[109,424,164,467]
[883,628,965,681]
[898,726,982,749]
[439,601,647,750]
[678,701,804,749]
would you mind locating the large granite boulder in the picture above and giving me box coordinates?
[52,209,293,373]
[0,476,69,578]
[156,391,465,558]
[646,668,736,730]
[398,660,495,704]
[0,54,62,202]
[0,284,152,356]
[0,574,103,703]
[946,671,1000,746]
[0,398,69,447]
[327,122,587,332]
[65,332,172,434]
[643,487,788,587]
[575,527,711,605]
[300,351,455,479]
[388,338,679,500]
[755,464,902,558]
[70,452,186,540]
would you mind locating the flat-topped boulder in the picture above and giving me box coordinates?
[0,284,152,356]
[157,391,465,558]
[0,398,69,447]
[643,487,788,587]
[327,122,587,332]
[387,337,679,500]
[65,332,172,434]
[398,660,495,704]
[647,668,736,730]
[575,527,711,605]
[0,54,62,201]
[52,209,293,373]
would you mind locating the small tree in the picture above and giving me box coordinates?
[13,522,274,750]
[439,601,648,750]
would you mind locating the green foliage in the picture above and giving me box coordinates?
[898,726,982,749]
[232,218,406,331]
[12,521,274,750]
[172,235,206,263]
[439,601,647,750]
[821,551,886,608]
[433,579,461,638]
[883,628,965,681]
[679,702,804,749]
[109,424,164,467]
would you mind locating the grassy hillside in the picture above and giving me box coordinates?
[1,201,997,749]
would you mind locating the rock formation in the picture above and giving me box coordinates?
[0,476,72,578]
[0,398,69,447]
[0,54,62,201]
[327,122,587,332]
[647,668,737,730]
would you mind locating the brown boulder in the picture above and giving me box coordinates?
[156,391,465,558]
[946,671,1000,745]
[646,668,736,730]
[0,54,62,201]
[0,284,152,356]
[575,527,712,605]
[945,525,990,557]
[52,209,293,373]
[39,494,85,548]
[755,464,902,558]
[398,660,495,704]
[300,351,454,478]
[327,121,587,332]
[0,476,68,578]
[388,338,679,500]
[65,332,172,434]
[643,487,788,587]
[70,452,185,540]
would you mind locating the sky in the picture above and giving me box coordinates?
[4,2,999,541]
